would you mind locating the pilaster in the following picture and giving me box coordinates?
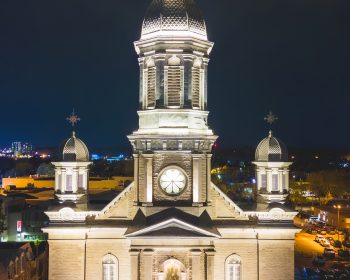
[190,249,202,280]
[143,249,154,280]
[205,249,215,280]
[130,249,140,280]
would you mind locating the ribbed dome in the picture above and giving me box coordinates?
[141,0,207,40]
[62,132,89,162]
[255,131,288,162]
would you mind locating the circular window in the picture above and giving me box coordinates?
[159,166,187,196]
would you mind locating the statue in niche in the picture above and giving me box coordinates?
[165,266,180,280]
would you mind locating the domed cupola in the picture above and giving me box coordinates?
[255,131,288,162]
[52,112,92,203]
[141,0,207,40]
[62,131,90,162]
[252,117,292,204]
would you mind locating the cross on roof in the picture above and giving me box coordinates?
[66,109,81,127]
[264,111,278,125]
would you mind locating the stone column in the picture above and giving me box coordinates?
[145,155,153,204]
[54,168,60,191]
[72,168,78,192]
[206,154,212,204]
[133,154,139,203]
[205,249,215,280]
[192,155,201,203]
[61,169,66,192]
[285,170,290,190]
[130,249,140,280]
[266,169,272,193]
[143,249,154,280]
[257,169,262,190]
[278,170,283,193]
[191,249,202,280]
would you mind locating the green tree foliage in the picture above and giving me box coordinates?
[90,160,134,177]
[37,163,55,177]
[307,170,350,201]
[0,203,6,235]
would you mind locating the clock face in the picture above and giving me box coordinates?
[159,167,187,196]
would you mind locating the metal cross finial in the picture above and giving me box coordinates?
[264,111,278,125]
[66,109,81,127]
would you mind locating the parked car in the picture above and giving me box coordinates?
[315,235,325,243]
[318,229,327,235]
[320,239,331,247]
[313,256,326,267]
[338,249,350,258]
[342,241,350,248]
[326,237,334,243]
[324,248,336,258]
[331,240,342,248]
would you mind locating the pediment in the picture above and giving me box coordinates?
[125,218,221,238]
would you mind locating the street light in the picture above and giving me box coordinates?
[333,204,341,241]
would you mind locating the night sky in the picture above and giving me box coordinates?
[0,0,349,150]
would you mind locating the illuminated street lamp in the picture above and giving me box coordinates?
[333,204,341,241]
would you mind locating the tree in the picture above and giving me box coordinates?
[307,170,350,205]
[37,163,55,177]
[0,202,6,236]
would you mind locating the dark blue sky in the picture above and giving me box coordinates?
[0,0,349,149]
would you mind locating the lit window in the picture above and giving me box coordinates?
[226,254,241,280]
[66,175,73,192]
[272,174,278,191]
[103,254,118,280]
[261,174,267,189]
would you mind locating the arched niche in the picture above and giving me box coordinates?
[158,258,187,280]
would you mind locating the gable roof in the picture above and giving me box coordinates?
[125,216,220,239]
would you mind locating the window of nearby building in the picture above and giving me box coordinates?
[225,254,241,280]
[103,254,118,280]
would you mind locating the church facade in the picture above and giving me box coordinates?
[43,1,298,279]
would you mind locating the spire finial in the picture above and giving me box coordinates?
[264,111,278,126]
[66,109,81,127]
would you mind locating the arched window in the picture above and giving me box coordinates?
[225,254,241,280]
[15,257,19,276]
[8,261,14,280]
[102,254,118,280]
[20,253,25,273]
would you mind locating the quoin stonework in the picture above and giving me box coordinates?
[43,0,299,279]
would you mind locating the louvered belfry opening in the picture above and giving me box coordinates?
[167,66,181,107]
[192,60,201,109]
[165,55,182,108]
[146,66,156,109]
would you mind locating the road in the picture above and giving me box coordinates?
[295,231,347,277]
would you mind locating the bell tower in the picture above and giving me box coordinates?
[128,0,217,206]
